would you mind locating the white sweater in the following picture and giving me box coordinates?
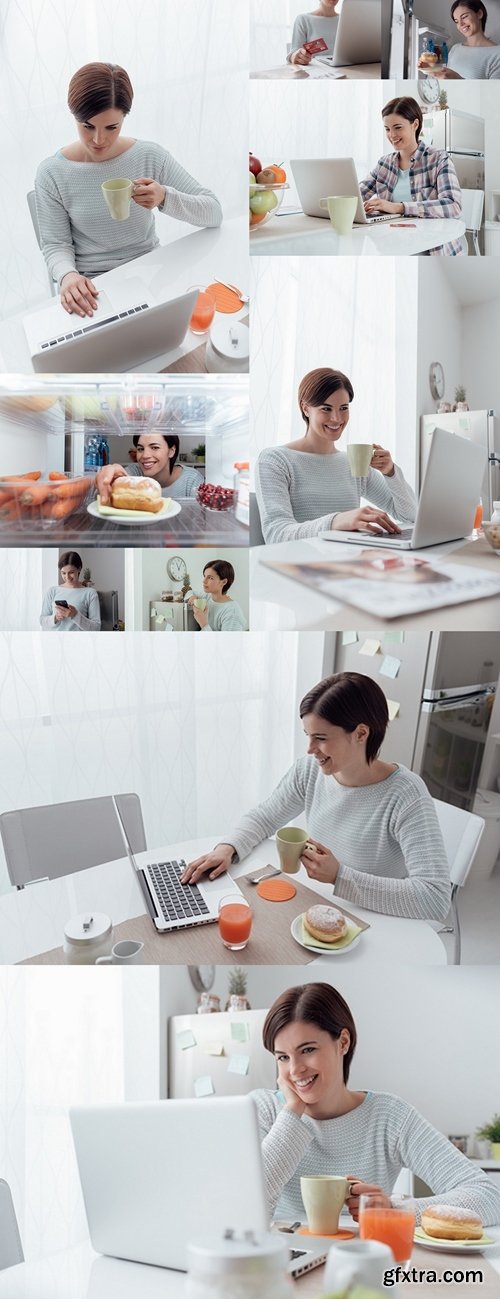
[447,43,500,78]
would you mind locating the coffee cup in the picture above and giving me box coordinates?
[347,443,374,478]
[276,826,310,875]
[101,178,134,221]
[95,939,144,965]
[323,1239,394,1293]
[194,597,208,611]
[319,196,357,235]
[300,1175,349,1235]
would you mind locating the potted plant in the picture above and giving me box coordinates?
[476,1114,500,1159]
[192,443,205,464]
[81,566,94,586]
[453,385,469,412]
[439,90,448,111]
[225,967,251,1011]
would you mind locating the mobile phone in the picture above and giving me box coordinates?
[249,863,281,884]
[54,599,69,608]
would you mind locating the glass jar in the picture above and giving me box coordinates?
[186,1232,294,1299]
[233,461,250,528]
[63,912,113,964]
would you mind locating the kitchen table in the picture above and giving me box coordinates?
[0,498,249,549]
[249,212,466,256]
[250,535,500,631]
[251,62,381,79]
[0,837,445,966]
[0,218,248,375]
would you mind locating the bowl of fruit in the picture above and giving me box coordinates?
[482,521,500,557]
[197,482,236,512]
[249,154,289,232]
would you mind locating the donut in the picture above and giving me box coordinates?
[421,1205,483,1241]
[303,905,348,943]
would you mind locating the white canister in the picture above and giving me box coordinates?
[491,501,500,525]
[63,912,113,965]
[322,1239,395,1295]
[205,321,249,373]
[186,1232,293,1299]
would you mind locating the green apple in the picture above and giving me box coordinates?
[249,172,256,184]
[250,190,278,215]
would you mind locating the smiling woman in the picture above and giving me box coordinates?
[95,434,203,502]
[287,0,341,64]
[437,1,500,78]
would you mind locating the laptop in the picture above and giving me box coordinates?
[111,794,244,933]
[23,276,198,374]
[70,1096,331,1277]
[290,158,395,225]
[320,427,486,550]
[327,0,381,66]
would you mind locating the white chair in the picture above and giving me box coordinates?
[250,491,265,546]
[26,189,57,295]
[0,793,147,888]
[433,797,485,965]
[460,188,484,257]
[0,1180,24,1270]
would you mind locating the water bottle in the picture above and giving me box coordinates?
[442,40,449,64]
[84,436,98,472]
[98,435,110,466]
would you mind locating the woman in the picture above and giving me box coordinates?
[96,434,203,502]
[431,3,500,79]
[188,560,247,631]
[40,552,101,631]
[255,982,500,1225]
[35,62,222,319]
[361,97,465,257]
[255,368,416,545]
[287,0,340,65]
[181,671,451,923]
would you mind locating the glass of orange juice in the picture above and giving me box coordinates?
[187,285,216,335]
[359,1194,416,1268]
[218,894,252,951]
[472,499,483,539]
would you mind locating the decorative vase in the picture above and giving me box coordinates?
[225,994,251,1011]
[456,401,469,412]
[491,1142,500,1160]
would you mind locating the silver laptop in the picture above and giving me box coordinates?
[112,794,243,933]
[70,1097,331,1277]
[328,0,381,66]
[23,276,198,374]
[321,427,486,550]
[290,158,395,225]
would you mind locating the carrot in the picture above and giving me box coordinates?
[20,484,52,507]
[43,498,79,520]
[0,471,42,482]
[48,471,68,481]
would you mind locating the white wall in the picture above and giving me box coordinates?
[462,298,500,411]
[416,262,463,474]
[139,548,249,629]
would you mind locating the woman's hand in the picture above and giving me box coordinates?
[364,197,404,216]
[180,843,235,885]
[371,443,394,476]
[60,272,99,318]
[54,604,76,622]
[301,837,340,885]
[132,178,167,209]
[290,46,312,65]
[345,1179,389,1223]
[332,507,401,535]
[278,1073,307,1118]
[434,68,462,79]
[192,606,209,629]
[95,464,128,505]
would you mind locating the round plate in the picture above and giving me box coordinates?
[414,1228,497,1254]
[87,498,181,525]
[290,913,362,956]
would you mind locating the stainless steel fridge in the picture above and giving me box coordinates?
[422,107,484,252]
[168,1009,276,1099]
[149,599,198,631]
[96,589,119,630]
[420,410,500,518]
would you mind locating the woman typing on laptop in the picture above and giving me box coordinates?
[361,97,465,257]
[181,671,452,924]
[35,62,222,320]
[254,367,416,545]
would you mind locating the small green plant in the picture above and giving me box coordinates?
[82,566,93,585]
[477,1114,500,1143]
[228,967,248,998]
[439,90,448,110]
[455,385,467,404]
[192,443,205,460]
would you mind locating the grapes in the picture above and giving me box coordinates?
[196,483,235,511]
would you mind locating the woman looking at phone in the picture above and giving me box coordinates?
[40,551,101,631]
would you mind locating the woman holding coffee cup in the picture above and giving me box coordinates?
[35,62,222,319]
[254,982,500,1226]
[187,560,247,631]
[181,671,451,924]
[96,433,203,502]
[255,368,416,544]
[40,551,101,631]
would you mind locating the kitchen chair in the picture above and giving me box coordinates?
[250,492,265,546]
[433,798,485,965]
[0,1180,24,1270]
[26,190,57,295]
[460,188,484,257]
[0,793,147,888]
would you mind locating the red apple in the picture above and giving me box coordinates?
[249,152,262,177]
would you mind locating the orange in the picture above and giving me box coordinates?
[269,164,287,183]
[250,210,267,225]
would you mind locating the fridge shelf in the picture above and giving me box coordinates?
[0,499,249,548]
[0,377,249,437]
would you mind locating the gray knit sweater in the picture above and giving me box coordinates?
[254,1089,500,1225]
[288,14,339,59]
[226,758,451,922]
[255,447,417,544]
[35,141,222,286]
[127,462,203,500]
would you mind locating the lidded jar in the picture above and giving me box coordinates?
[186,1231,294,1299]
[63,912,113,964]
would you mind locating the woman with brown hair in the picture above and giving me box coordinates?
[39,551,101,631]
[254,367,416,544]
[426,3,500,79]
[188,559,247,631]
[35,62,222,319]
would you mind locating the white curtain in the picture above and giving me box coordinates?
[0,551,43,630]
[251,0,347,71]
[0,0,248,318]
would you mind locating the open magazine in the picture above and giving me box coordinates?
[262,549,500,619]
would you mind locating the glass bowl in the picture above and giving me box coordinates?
[482,521,500,557]
[0,473,93,531]
[196,483,235,511]
[249,182,288,232]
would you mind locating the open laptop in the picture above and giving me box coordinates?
[321,427,486,550]
[290,158,395,225]
[23,276,198,374]
[327,0,381,66]
[111,794,244,933]
[70,1096,331,1277]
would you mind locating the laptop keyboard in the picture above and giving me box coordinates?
[145,858,211,924]
[40,303,149,350]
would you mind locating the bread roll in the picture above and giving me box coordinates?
[421,1205,483,1241]
[110,476,163,514]
[303,905,348,943]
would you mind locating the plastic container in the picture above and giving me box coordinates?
[63,912,113,965]
[249,182,289,232]
[233,461,250,527]
[0,473,93,530]
[186,1232,293,1299]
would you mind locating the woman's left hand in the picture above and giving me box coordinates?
[371,443,394,476]
[192,606,209,628]
[364,197,403,215]
[132,178,167,209]
[345,1179,388,1223]
[300,837,340,885]
[434,68,462,79]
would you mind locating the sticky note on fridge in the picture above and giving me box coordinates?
[387,699,400,721]
[231,1022,249,1042]
[194,1075,215,1098]
[359,639,380,657]
[385,631,404,644]
[228,1054,250,1076]
[342,631,358,645]
[177,1029,196,1050]
[379,655,401,680]
[151,607,157,618]
[156,615,165,625]
[205,1042,224,1057]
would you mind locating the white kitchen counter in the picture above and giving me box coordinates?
[251,62,381,79]
[250,212,466,256]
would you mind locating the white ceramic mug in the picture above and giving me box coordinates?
[319,195,357,235]
[300,1175,349,1235]
[95,939,144,965]
[323,1239,394,1293]
[347,443,375,477]
[101,178,133,221]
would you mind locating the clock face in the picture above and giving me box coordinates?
[429,362,445,401]
[188,965,215,992]
[167,555,187,582]
[420,76,440,106]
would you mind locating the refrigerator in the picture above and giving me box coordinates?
[420,410,500,518]
[422,107,485,253]
[149,599,198,631]
[96,589,119,631]
[168,1009,276,1099]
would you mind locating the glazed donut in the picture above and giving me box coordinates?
[303,905,348,943]
[421,1205,483,1241]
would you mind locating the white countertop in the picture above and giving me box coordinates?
[251,62,381,80]
[0,217,247,374]
[250,212,466,256]
[0,836,445,967]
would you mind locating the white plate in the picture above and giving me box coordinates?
[88,498,181,525]
[414,1228,497,1255]
[290,913,362,956]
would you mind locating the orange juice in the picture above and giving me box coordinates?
[360,1206,415,1264]
[218,902,252,948]
[473,502,483,532]
[189,290,216,335]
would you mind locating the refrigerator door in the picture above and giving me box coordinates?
[451,155,484,191]
[168,1009,277,1097]
[422,631,500,699]
[334,630,431,768]
[96,589,118,630]
[149,600,187,631]
[423,108,484,156]
[413,691,496,812]
[420,410,491,498]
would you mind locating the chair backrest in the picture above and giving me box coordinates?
[432,798,484,889]
[26,189,42,249]
[250,492,265,546]
[460,188,484,234]
[0,793,147,887]
[0,1180,24,1270]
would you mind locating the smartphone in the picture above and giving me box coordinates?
[249,863,281,884]
[54,599,69,608]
